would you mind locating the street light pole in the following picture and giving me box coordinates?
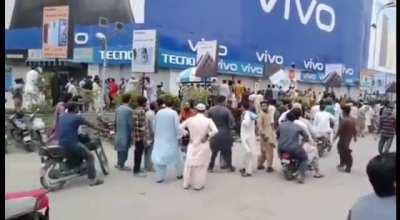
[96,32,107,116]
[372,2,395,69]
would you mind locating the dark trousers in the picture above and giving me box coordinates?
[117,151,128,167]
[209,147,233,170]
[134,141,145,173]
[144,143,153,171]
[68,143,96,180]
[337,141,353,171]
[378,135,394,154]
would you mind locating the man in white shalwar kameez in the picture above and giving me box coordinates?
[180,103,218,190]
[239,102,258,177]
[151,100,184,183]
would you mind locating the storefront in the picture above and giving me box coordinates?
[6,0,373,95]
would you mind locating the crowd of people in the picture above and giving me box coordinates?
[50,77,396,189]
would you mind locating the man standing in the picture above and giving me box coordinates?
[208,96,236,172]
[257,101,277,172]
[151,99,184,183]
[144,102,156,172]
[133,96,148,177]
[239,102,258,177]
[181,103,218,190]
[219,80,231,101]
[377,106,396,154]
[114,94,134,171]
[333,105,357,173]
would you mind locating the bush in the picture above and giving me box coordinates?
[114,91,141,109]
[159,93,181,110]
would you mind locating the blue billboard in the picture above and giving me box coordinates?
[6,0,372,82]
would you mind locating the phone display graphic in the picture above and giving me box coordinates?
[58,19,68,46]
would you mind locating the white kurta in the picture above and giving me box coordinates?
[240,111,258,174]
[180,114,218,189]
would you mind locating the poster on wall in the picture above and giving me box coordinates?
[195,40,218,78]
[132,29,157,73]
[323,63,345,84]
[42,6,70,59]
[269,69,291,91]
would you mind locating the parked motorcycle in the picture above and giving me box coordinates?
[5,188,49,220]
[39,129,109,191]
[316,135,332,157]
[8,109,47,152]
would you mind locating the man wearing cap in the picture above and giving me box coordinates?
[180,103,218,190]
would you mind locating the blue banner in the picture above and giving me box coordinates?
[6,0,373,84]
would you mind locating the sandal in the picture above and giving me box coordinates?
[313,174,324,178]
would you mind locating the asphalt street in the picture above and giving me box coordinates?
[5,134,396,220]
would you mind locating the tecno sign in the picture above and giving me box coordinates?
[259,0,336,32]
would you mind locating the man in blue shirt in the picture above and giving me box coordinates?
[57,103,106,186]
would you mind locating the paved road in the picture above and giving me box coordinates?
[5,135,395,220]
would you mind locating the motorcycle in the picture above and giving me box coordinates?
[39,129,110,191]
[316,135,332,157]
[8,110,40,152]
[5,188,49,220]
[279,152,299,180]
[279,151,315,181]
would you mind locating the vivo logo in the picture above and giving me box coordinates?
[256,50,284,65]
[219,59,263,75]
[75,33,89,45]
[259,0,336,32]
[161,53,196,66]
[188,39,228,56]
[100,50,133,60]
[304,58,324,71]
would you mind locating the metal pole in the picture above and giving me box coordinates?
[372,3,395,69]
[101,39,107,116]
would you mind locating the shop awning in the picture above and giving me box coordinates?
[25,58,83,68]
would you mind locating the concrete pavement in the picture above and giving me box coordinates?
[5,135,396,220]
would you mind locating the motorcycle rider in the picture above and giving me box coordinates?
[57,103,106,186]
[277,109,309,184]
[312,102,336,144]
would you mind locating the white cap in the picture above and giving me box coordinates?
[195,103,206,111]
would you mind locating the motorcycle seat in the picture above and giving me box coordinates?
[39,145,64,158]
[5,197,36,219]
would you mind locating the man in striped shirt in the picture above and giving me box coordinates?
[377,106,396,155]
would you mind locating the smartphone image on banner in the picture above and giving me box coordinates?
[43,23,48,43]
[58,19,68,46]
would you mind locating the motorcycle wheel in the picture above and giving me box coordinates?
[24,141,35,153]
[96,146,110,175]
[40,163,66,191]
[283,169,295,180]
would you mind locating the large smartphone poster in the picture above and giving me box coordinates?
[42,6,69,59]
[195,40,218,77]
[132,30,157,73]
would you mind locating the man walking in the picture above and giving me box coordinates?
[334,104,357,173]
[144,102,156,172]
[207,96,236,172]
[257,101,277,172]
[151,99,184,183]
[133,96,148,177]
[114,94,134,171]
[239,102,258,177]
[377,106,396,154]
[181,103,218,190]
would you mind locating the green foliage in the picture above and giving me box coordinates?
[114,91,141,109]
[159,93,181,110]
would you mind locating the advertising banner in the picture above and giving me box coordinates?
[195,40,218,77]
[269,69,291,91]
[42,6,70,59]
[132,29,157,73]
